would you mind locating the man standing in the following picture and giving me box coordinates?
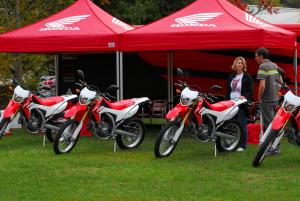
[255,47,281,155]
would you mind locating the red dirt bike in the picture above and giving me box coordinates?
[53,70,149,154]
[0,67,77,142]
[154,68,246,158]
[252,80,300,167]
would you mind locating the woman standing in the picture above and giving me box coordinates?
[226,57,253,152]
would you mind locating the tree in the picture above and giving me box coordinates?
[99,0,194,25]
[0,0,75,86]
[228,0,281,15]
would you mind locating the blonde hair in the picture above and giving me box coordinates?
[231,57,247,72]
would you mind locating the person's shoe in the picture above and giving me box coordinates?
[237,147,245,152]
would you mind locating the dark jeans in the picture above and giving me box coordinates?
[260,102,277,131]
[237,108,248,149]
[261,101,280,151]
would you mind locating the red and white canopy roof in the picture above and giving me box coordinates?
[0,0,134,53]
[120,0,296,51]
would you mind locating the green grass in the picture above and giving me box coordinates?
[0,129,300,201]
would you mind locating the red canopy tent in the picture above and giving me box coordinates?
[120,0,296,51]
[0,0,134,53]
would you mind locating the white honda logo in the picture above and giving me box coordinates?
[245,13,272,28]
[39,15,91,31]
[112,18,134,31]
[171,13,223,28]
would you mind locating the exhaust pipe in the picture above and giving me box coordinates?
[115,129,136,137]
[215,132,235,140]
[44,124,60,131]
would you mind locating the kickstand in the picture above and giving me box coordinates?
[43,134,46,147]
[214,139,217,157]
[113,139,117,153]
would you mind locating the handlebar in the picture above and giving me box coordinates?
[275,80,289,91]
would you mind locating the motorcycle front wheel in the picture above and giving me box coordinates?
[0,118,9,140]
[252,129,278,167]
[116,117,145,149]
[154,120,181,158]
[216,121,241,152]
[53,120,80,154]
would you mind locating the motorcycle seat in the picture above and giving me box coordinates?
[208,100,235,112]
[34,96,64,106]
[106,99,135,110]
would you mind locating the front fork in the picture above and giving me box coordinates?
[260,119,290,149]
[71,110,90,139]
[172,109,192,142]
[2,109,20,134]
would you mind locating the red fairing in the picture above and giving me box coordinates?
[64,103,87,118]
[205,100,235,112]
[194,101,203,124]
[92,99,102,122]
[3,99,21,118]
[271,108,292,130]
[295,110,300,130]
[21,97,32,119]
[104,99,135,110]
[166,104,189,120]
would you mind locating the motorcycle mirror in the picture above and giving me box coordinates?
[177,68,184,77]
[176,89,181,94]
[209,85,222,91]
[77,70,85,81]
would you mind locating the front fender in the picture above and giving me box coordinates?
[271,108,292,130]
[64,104,88,118]
[3,99,21,118]
[165,104,189,120]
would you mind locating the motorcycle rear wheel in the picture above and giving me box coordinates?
[154,120,181,158]
[53,120,80,154]
[252,129,278,167]
[216,121,241,152]
[116,118,145,149]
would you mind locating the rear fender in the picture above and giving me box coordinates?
[271,108,292,130]
[64,103,88,119]
[3,99,21,118]
[166,104,189,120]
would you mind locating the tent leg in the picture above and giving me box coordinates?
[120,52,124,100]
[167,51,174,105]
[55,55,59,96]
[116,51,120,100]
[294,47,298,95]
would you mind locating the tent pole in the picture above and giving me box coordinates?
[294,46,298,95]
[55,54,59,96]
[167,51,174,106]
[120,51,124,100]
[116,51,120,100]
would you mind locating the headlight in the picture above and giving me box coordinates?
[13,94,25,103]
[180,95,193,106]
[180,97,189,106]
[79,96,91,105]
[283,102,295,112]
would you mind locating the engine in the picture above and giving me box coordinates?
[93,113,114,139]
[194,114,215,142]
[285,121,300,147]
[26,109,44,133]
